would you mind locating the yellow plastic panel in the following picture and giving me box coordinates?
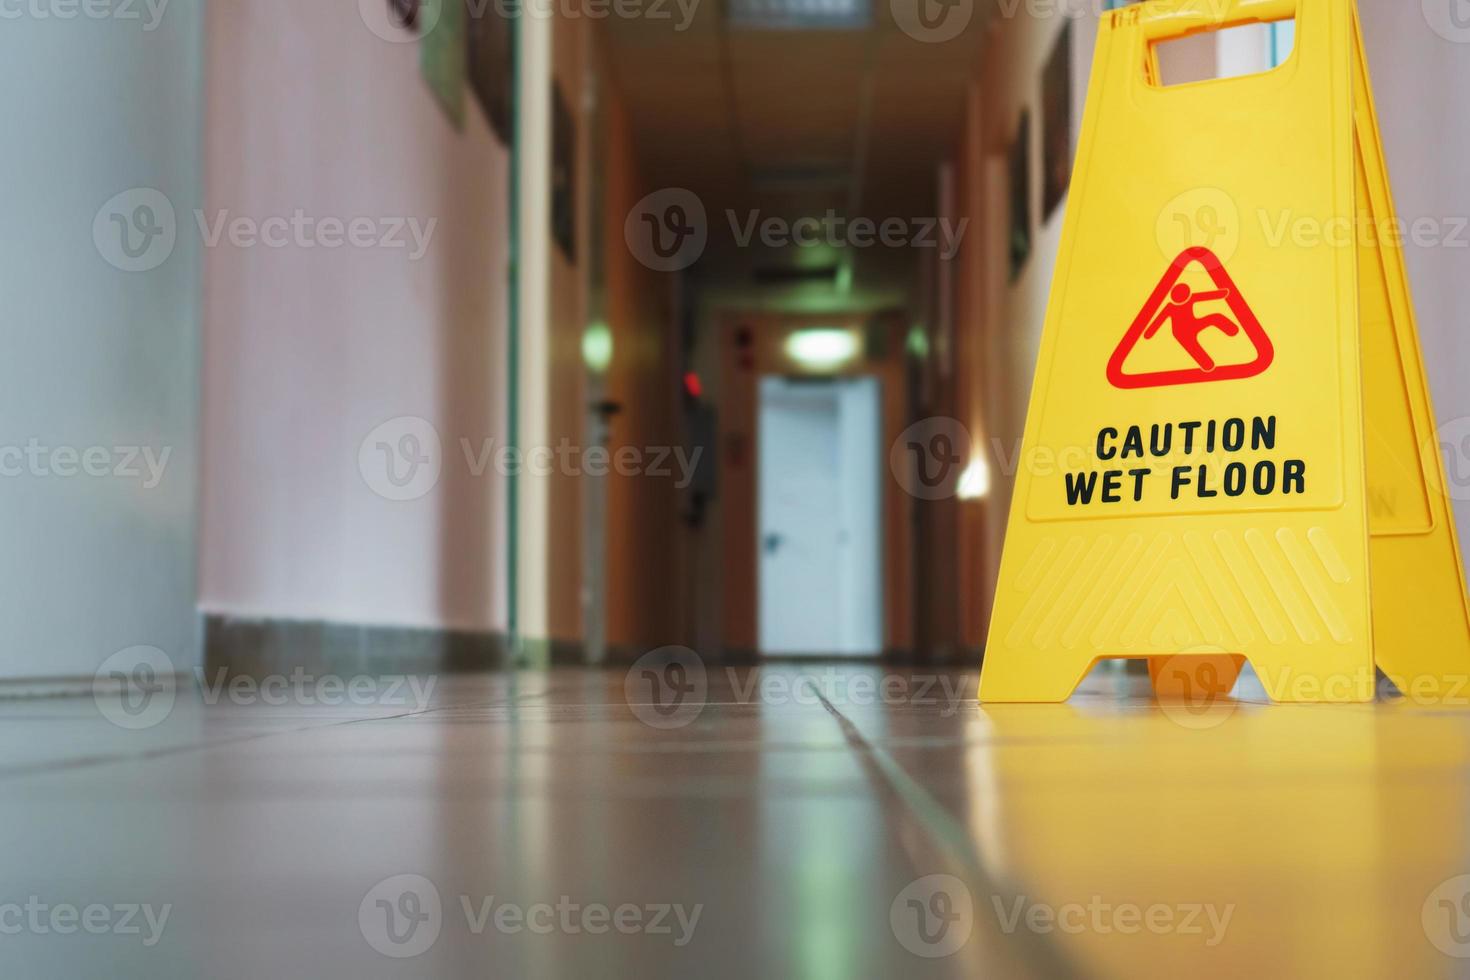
[982,0,1373,702]
[1352,8,1470,695]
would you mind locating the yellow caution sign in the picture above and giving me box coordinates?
[981,0,1470,703]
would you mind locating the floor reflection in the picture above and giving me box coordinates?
[2,664,1469,977]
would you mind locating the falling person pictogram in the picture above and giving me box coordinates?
[1107,246,1273,390]
[1143,283,1240,373]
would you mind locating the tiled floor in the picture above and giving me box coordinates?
[3,662,1470,978]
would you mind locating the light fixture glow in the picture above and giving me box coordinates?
[905,325,930,360]
[835,262,854,295]
[956,455,991,501]
[582,321,613,374]
[784,329,859,370]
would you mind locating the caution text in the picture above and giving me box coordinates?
[1064,416,1307,507]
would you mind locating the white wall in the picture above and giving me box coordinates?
[0,3,203,678]
[199,0,511,632]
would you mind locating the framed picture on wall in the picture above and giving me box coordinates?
[1041,22,1073,221]
[1008,109,1032,283]
[551,82,577,262]
[467,0,512,144]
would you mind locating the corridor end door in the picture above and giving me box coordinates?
[757,376,882,656]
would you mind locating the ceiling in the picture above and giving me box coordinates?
[599,0,990,304]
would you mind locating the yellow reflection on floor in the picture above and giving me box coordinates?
[970,665,1470,979]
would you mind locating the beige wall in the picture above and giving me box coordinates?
[539,18,686,651]
[199,0,510,632]
[975,7,1096,507]
[602,89,683,652]
[938,8,1098,651]
[540,18,687,650]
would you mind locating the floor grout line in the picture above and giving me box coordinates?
[804,679,1091,980]
[0,690,552,782]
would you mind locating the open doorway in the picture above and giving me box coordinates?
[757,375,883,656]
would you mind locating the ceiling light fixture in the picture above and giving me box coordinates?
[785,329,859,370]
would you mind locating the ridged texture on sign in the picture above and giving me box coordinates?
[1001,528,1355,653]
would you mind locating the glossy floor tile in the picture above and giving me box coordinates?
[3,663,1469,978]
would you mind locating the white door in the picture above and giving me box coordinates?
[758,376,882,656]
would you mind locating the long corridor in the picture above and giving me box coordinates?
[4,1,1470,975]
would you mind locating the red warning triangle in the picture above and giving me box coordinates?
[1107,246,1273,390]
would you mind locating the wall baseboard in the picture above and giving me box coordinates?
[204,615,511,679]
[201,616,974,679]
